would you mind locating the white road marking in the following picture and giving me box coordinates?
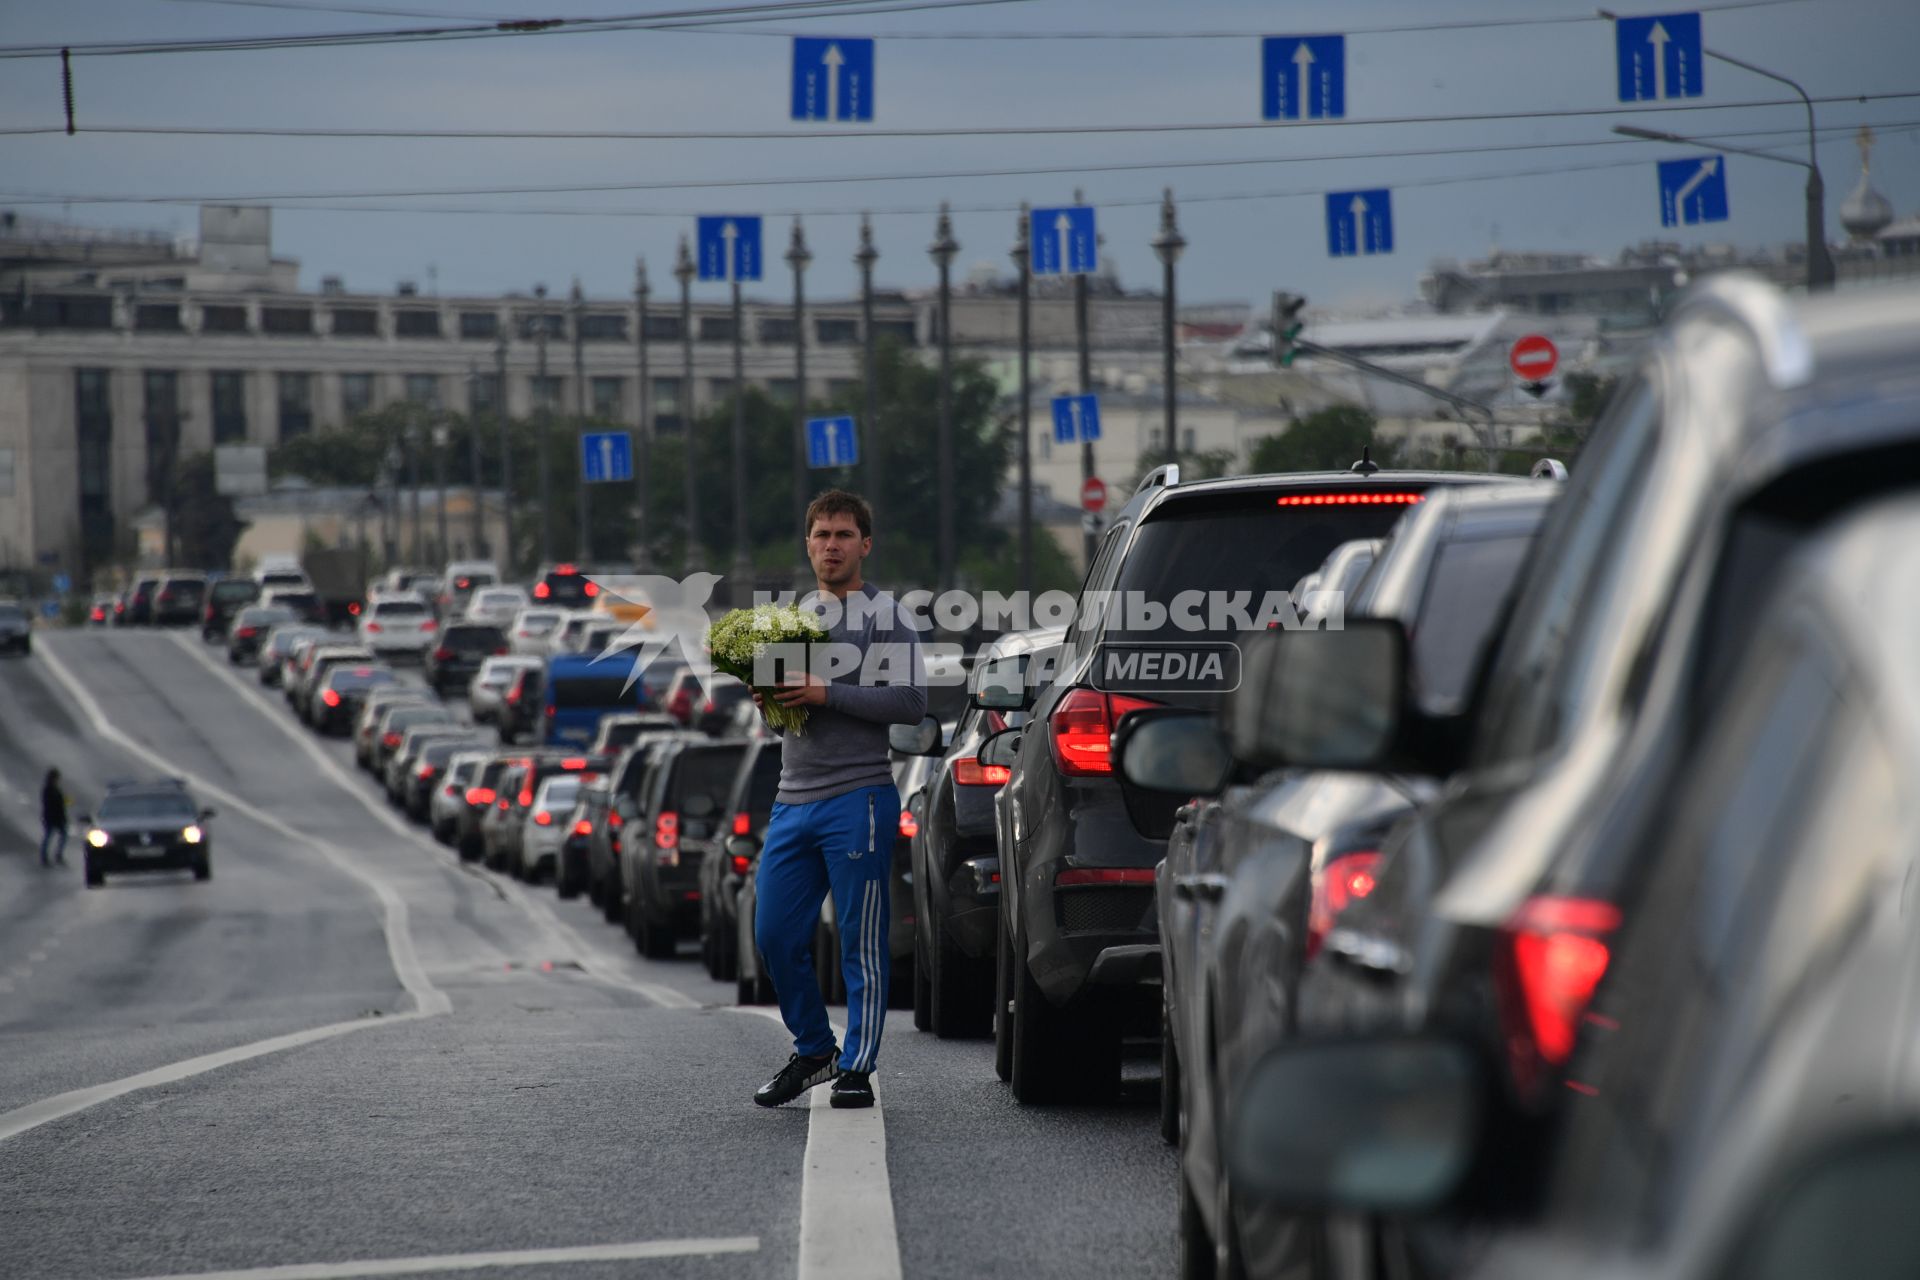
[171,633,698,1011]
[110,1236,760,1280]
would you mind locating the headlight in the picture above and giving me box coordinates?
[182,825,204,844]
[86,829,109,848]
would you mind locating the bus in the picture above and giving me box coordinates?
[542,652,648,747]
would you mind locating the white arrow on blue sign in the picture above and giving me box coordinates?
[1030,206,1098,276]
[1615,12,1702,102]
[807,416,859,468]
[696,216,763,283]
[1325,189,1393,258]
[1658,155,1729,227]
[1261,35,1345,121]
[1051,394,1102,444]
[582,430,633,484]
[792,37,874,122]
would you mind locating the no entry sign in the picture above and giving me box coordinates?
[1509,335,1559,382]
[1081,476,1107,513]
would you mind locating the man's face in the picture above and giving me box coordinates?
[806,511,870,588]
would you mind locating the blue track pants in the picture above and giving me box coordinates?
[753,783,900,1073]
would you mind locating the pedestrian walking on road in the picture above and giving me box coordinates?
[751,490,926,1111]
[39,768,68,867]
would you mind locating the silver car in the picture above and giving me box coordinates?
[516,774,585,882]
[468,655,542,725]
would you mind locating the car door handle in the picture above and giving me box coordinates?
[1173,874,1229,903]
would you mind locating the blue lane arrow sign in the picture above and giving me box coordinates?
[792,37,874,122]
[1325,189,1393,258]
[1616,12,1702,102]
[1262,35,1346,121]
[807,416,859,468]
[1051,394,1102,444]
[582,430,633,484]
[1658,155,1729,227]
[696,216,763,283]
[1030,206,1098,276]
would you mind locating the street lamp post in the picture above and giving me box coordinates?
[383,443,402,566]
[730,249,750,604]
[855,214,880,523]
[1011,204,1033,598]
[494,331,511,571]
[534,282,552,569]
[1151,188,1186,468]
[1073,188,1098,569]
[465,363,484,557]
[634,258,652,570]
[675,236,701,571]
[571,279,590,561]
[433,419,450,561]
[929,203,959,592]
[405,424,423,565]
[786,218,812,552]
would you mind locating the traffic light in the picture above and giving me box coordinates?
[1272,291,1307,368]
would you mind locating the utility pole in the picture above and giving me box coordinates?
[854,214,880,523]
[493,331,511,572]
[1074,187,1096,569]
[1151,188,1185,468]
[786,217,812,554]
[929,202,959,592]
[406,423,423,565]
[534,282,552,570]
[634,258,652,570]
[433,419,449,562]
[571,280,589,561]
[730,270,751,604]
[675,236,700,572]
[465,363,484,557]
[1011,204,1033,598]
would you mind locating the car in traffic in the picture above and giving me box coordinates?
[588,712,682,757]
[531,562,597,608]
[201,576,261,640]
[80,779,215,886]
[622,737,747,959]
[496,664,546,745]
[468,654,541,725]
[697,738,784,981]
[555,775,609,898]
[543,611,601,657]
[424,620,508,694]
[517,773,588,882]
[437,560,499,617]
[87,593,115,626]
[310,663,399,735]
[358,593,437,660]
[260,586,325,625]
[256,624,327,685]
[430,750,491,845]
[463,585,530,629]
[586,729,708,924]
[385,725,479,807]
[507,606,568,656]
[225,605,298,664]
[368,702,459,776]
[0,600,31,656]
[453,753,523,860]
[118,574,162,626]
[401,737,487,822]
[289,643,377,720]
[543,651,647,747]
[353,686,438,767]
[152,572,208,627]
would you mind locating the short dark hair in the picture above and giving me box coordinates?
[806,489,873,539]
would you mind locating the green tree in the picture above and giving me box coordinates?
[1247,405,1377,473]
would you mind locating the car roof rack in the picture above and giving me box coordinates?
[1133,463,1181,498]
[1531,458,1570,481]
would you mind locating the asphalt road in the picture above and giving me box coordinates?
[0,630,1176,1280]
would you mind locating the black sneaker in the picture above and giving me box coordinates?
[754,1050,838,1108]
[829,1070,875,1109]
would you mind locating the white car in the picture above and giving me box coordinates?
[508,606,568,656]
[546,612,601,657]
[465,586,531,628]
[430,750,492,844]
[517,774,585,881]
[358,593,437,658]
[468,655,541,725]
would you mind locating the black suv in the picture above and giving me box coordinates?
[622,737,748,959]
[81,780,215,885]
[981,462,1523,1104]
[202,576,261,640]
[588,729,707,922]
[152,573,208,627]
[425,621,508,694]
[698,738,784,981]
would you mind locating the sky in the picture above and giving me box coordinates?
[2,0,1917,312]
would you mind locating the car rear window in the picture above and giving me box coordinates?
[443,625,507,650]
[673,747,748,808]
[551,675,635,708]
[164,579,206,598]
[1408,533,1537,713]
[327,667,397,693]
[212,580,259,603]
[99,792,197,822]
[374,600,429,617]
[743,750,783,816]
[387,707,452,730]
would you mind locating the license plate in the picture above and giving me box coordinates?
[129,846,166,858]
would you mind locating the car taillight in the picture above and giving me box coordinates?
[518,787,534,806]
[1275,493,1425,506]
[496,798,510,811]
[419,620,437,632]
[898,809,919,839]
[92,608,104,621]
[382,732,401,748]
[608,810,624,829]
[1305,851,1382,960]
[584,580,599,598]
[466,787,496,806]
[348,602,361,616]
[1047,688,1160,777]
[669,690,692,719]
[1496,896,1622,1092]
[545,705,555,718]
[1055,867,1155,887]
[445,783,461,796]
[236,626,257,638]
[432,648,452,662]
[533,811,553,826]
[655,812,679,850]
[560,757,587,769]
[507,688,521,705]
[533,582,550,599]
[366,622,383,633]
[494,647,509,656]
[572,819,592,836]
[731,812,750,836]
[730,852,752,875]
[418,764,436,780]
[321,689,342,708]
[953,756,1011,786]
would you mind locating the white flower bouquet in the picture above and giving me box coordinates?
[707,603,831,734]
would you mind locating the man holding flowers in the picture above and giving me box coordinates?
[747,490,926,1110]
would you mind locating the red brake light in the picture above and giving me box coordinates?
[533,810,553,826]
[1498,896,1622,1089]
[497,798,509,810]
[953,757,1011,787]
[572,819,593,837]
[518,786,534,807]
[456,577,471,589]
[556,563,576,575]
[898,808,919,839]
[608,811,624,829]
[236,627,257,638]
[1055,867,1155,887]
[560,757,588,770]
[321,689,342,708]
[730,853,752,876]
[432,648,452,662]
[507,688,521,705]
[465,786,496,806]
[366,622,383,633]
[1047,688,1160,777]
[655,812,679,850]
[417,764,436,780]
[1275,493,1425,506]
[731,812,751,836]
[584,580,599,598]
[533,582,550,599]
[1306,851,1383,960]
[420,620,437,632]
[382,732,401,748]
[348,602,361,616]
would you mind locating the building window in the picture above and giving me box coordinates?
[699,316,736,342]
[202,305,249,334]
[520,311,565,340]
[135,304,182,332]
[531,375,563,413]
[26,295,115,330]
[652,378,684,432]
[261,306,314,336]
[768,378,798,406]
[394,309,442,338]
[589,377,623,419]
[459,311,499,340]
[331,307,380,336]
[75,368,114,565]
[873,318,918,346]
[340,372,375,416]
[404,373,442,408]
[579,313,627,342]
[143,370,181,504]
[469,372,501,417]
[642,314,682,341]
[816,317,858,345]
[76,367,112,419]
[212,371,248,443]
[758,316,796,344]
[277,373,313,440]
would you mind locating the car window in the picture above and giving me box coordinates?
[374,600,429,617]
[212,580,259,602]
[672,747,747,809]
[443,625,506,650]
[99,791,197,822]
[1408,532,1539,715]
[1472,378,1662,765]
[0,604,26,623]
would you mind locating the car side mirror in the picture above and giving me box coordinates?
[1228,621,1408,770]
[1115,709,1233,797]
[199,808,216,821]
[888,715,942,757]
[1226,1036,1483,1214]
[725,834,759,862]
[971,653,1034,711]
[978,726,1024,772]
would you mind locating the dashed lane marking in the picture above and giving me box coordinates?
[108,1236,761,1280]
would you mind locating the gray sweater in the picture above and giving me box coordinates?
[775,581,928,805]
